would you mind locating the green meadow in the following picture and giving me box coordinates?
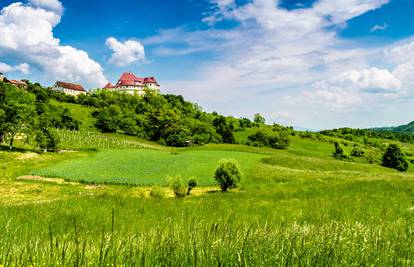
[33,149,266,185]
[1,128,414,265]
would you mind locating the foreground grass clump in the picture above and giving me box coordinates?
[32,149,265,185]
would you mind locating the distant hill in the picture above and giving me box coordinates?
[373,121,414,133]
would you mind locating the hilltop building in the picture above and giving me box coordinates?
[0,72,5,81]
[103,72,160,95]
[52,81,86,96]
[8,79,27,88]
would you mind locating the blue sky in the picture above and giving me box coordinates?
[0,0,413,129]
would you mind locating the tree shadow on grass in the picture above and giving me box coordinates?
[0,145,39,154]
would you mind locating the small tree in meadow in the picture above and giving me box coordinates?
[382,144,409,171]
[214,159,242,192]
[333,141,348,159]
[187,177,198,195]
[168,175,187,198]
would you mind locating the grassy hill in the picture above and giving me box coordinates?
[1,130,414,264]
[2,91,414,264]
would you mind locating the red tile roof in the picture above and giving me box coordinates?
[104,72,160,89]
[144,77,159,85]
[104,82,114,89]
[9,80,27,86]
[56,81,86,92]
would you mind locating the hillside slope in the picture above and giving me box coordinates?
[374,121,414,133]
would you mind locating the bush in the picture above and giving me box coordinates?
[214,159,242,192]
[187,177,198,195]
[168,175,187,198]
[333,141,348,160]
[382,144,409,171]
[351,146,364,157]
[248,130,289,149]
[149,186,165,199]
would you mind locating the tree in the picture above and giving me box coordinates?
[382,144,409,171]
[187,177,198,195]
[168,175,187,198]
[0,85,36,149]
[213,116,235,144]
[333,141,348,159]
[95,105,122,133]
[248,130,290,149]
[35,128,59,152]
[214,159,242,191]
[253,113,266,124]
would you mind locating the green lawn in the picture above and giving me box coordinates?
[33,149,266,185]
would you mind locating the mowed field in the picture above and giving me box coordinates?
[1,131,414,265]
[32,149,266,185]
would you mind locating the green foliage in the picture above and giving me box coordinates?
[333,141,349,160]
[321,127,414,144]
[253,113,266,124]
[94,105,122,133]
[382,144,409,171]
[187,177,198,195]
[214,158,242,191]
[82,91,225,146]
[248,129,290,149]
[35,129,59,152]
[168,175,187,198]
[0,83,36,149]
[351,146,364,157]
[0,81,80,151]
[213,115,235,144]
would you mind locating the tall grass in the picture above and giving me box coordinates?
[1,211,414,266]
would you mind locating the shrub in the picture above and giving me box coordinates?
[382,144,409,171]
[187,177,198,195]
[149,186,165,199]
[333,141,348,160]
[351,146,364,157]
[248,130,289,149]
[214,159,242,192]
[168,175,187,198]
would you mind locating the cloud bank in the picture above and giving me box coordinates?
[0,1,106,88]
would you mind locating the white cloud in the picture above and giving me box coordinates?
[0,62,30,74]
[148,0,414,127]
[0,2,106,88]
[106,37,146,66]
[370,23,388,32]
[306,68,402,110]
[315,68,402,93]
[29,0,63,14]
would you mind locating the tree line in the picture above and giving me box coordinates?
[0,81,292,150]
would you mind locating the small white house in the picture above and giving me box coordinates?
[52,81,87,96]
[0,72,5,81]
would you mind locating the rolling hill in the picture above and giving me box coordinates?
[373,121,414,133]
